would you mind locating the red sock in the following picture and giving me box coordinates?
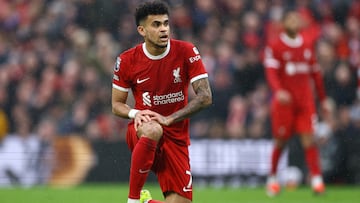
[305,145,321,176]
[149,200,164,203]
[270,147,282,175]
[128,137,157,199]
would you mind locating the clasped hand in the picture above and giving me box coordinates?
[133,110,172,131]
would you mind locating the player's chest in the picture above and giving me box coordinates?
[279,46,312,62]
[131,60,186,91]
[278,47,313,76]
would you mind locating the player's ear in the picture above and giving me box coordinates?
[137,25,146,37]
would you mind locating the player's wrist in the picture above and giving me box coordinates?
[128,109,139,119]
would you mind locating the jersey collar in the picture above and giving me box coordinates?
[142,40,170,60]
[280,32,303,48]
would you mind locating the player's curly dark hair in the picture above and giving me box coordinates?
[135,1,169,26]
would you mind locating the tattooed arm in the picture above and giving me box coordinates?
[153,78,212,126]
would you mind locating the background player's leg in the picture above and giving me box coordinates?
[267,138,286,196]
[270,138,287,176]
[267,101,293,196]
[300,134,325,193]
[300,134,321,175]
[128,121,163,202]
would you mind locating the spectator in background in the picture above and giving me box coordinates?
[0,108,8,142]
[226,95,247,138]
[328,63,357,106]
[34,117,57,185]
[0,104,40,187]
[329,103,360,184]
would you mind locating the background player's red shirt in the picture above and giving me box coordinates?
[264,33,326,104]
[113,39,208,146]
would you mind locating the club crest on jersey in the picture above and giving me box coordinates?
[173,67,182,83]
[114,57,121,72]
[283,51,291,60]
[304,49,312,60]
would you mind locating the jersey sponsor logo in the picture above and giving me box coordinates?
[189,55,201,63]
[142,91,185,106]
[113,57,121,72]
[137,77,150,84]
[173,67,182,83]
[285,62,310,75]
[142,92,152,107]
[153,91,184,105]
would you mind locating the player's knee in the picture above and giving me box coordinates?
[137,121,163,141]
[274,138,287,149]
[300,134,315,148]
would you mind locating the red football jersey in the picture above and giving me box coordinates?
[113,39,208,146]
[263,33,326,104]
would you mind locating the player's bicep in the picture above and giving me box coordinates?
[111,88,131,118]
[112,88,128,105]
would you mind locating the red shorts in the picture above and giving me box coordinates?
[270,99,317,139]
[126,123,193,200]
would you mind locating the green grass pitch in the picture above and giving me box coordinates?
[0,184,359,203]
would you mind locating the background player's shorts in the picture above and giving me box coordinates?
[126,122,193,200]
[270,99,317,139]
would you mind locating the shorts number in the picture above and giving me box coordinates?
[183,170,192,192]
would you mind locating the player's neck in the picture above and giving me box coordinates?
[285,31,298,39]
[145,42,167,56]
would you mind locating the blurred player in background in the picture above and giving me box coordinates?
[263,10,332,196]
[111,1,212,203]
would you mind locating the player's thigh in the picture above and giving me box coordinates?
[154,139,192,201]
[294,105,317,135]
[165,192,192,203]
[270,100,294,139]
[294,106,317,148]
[126,122,138,152]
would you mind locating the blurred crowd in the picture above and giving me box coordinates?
[0,0,360,185]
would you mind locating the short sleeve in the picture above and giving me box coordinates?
[263,45,280,69]
[183,43,208,83]
[112,55,131,92]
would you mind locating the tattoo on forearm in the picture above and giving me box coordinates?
[170,78,212,123]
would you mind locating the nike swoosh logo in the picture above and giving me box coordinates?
[137,77,150,84]
[182,187,192,192]
[139,169,151,174]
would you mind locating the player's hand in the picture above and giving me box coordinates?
[150,112,173,126]
[320,97,335,119]
[133,110,158,131]
[275,89,292,104]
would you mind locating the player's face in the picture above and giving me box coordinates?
[138,14,170,50]
[283,12,301,37]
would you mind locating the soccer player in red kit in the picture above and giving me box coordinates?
[263,10,331,196]
[111,1,212,203]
